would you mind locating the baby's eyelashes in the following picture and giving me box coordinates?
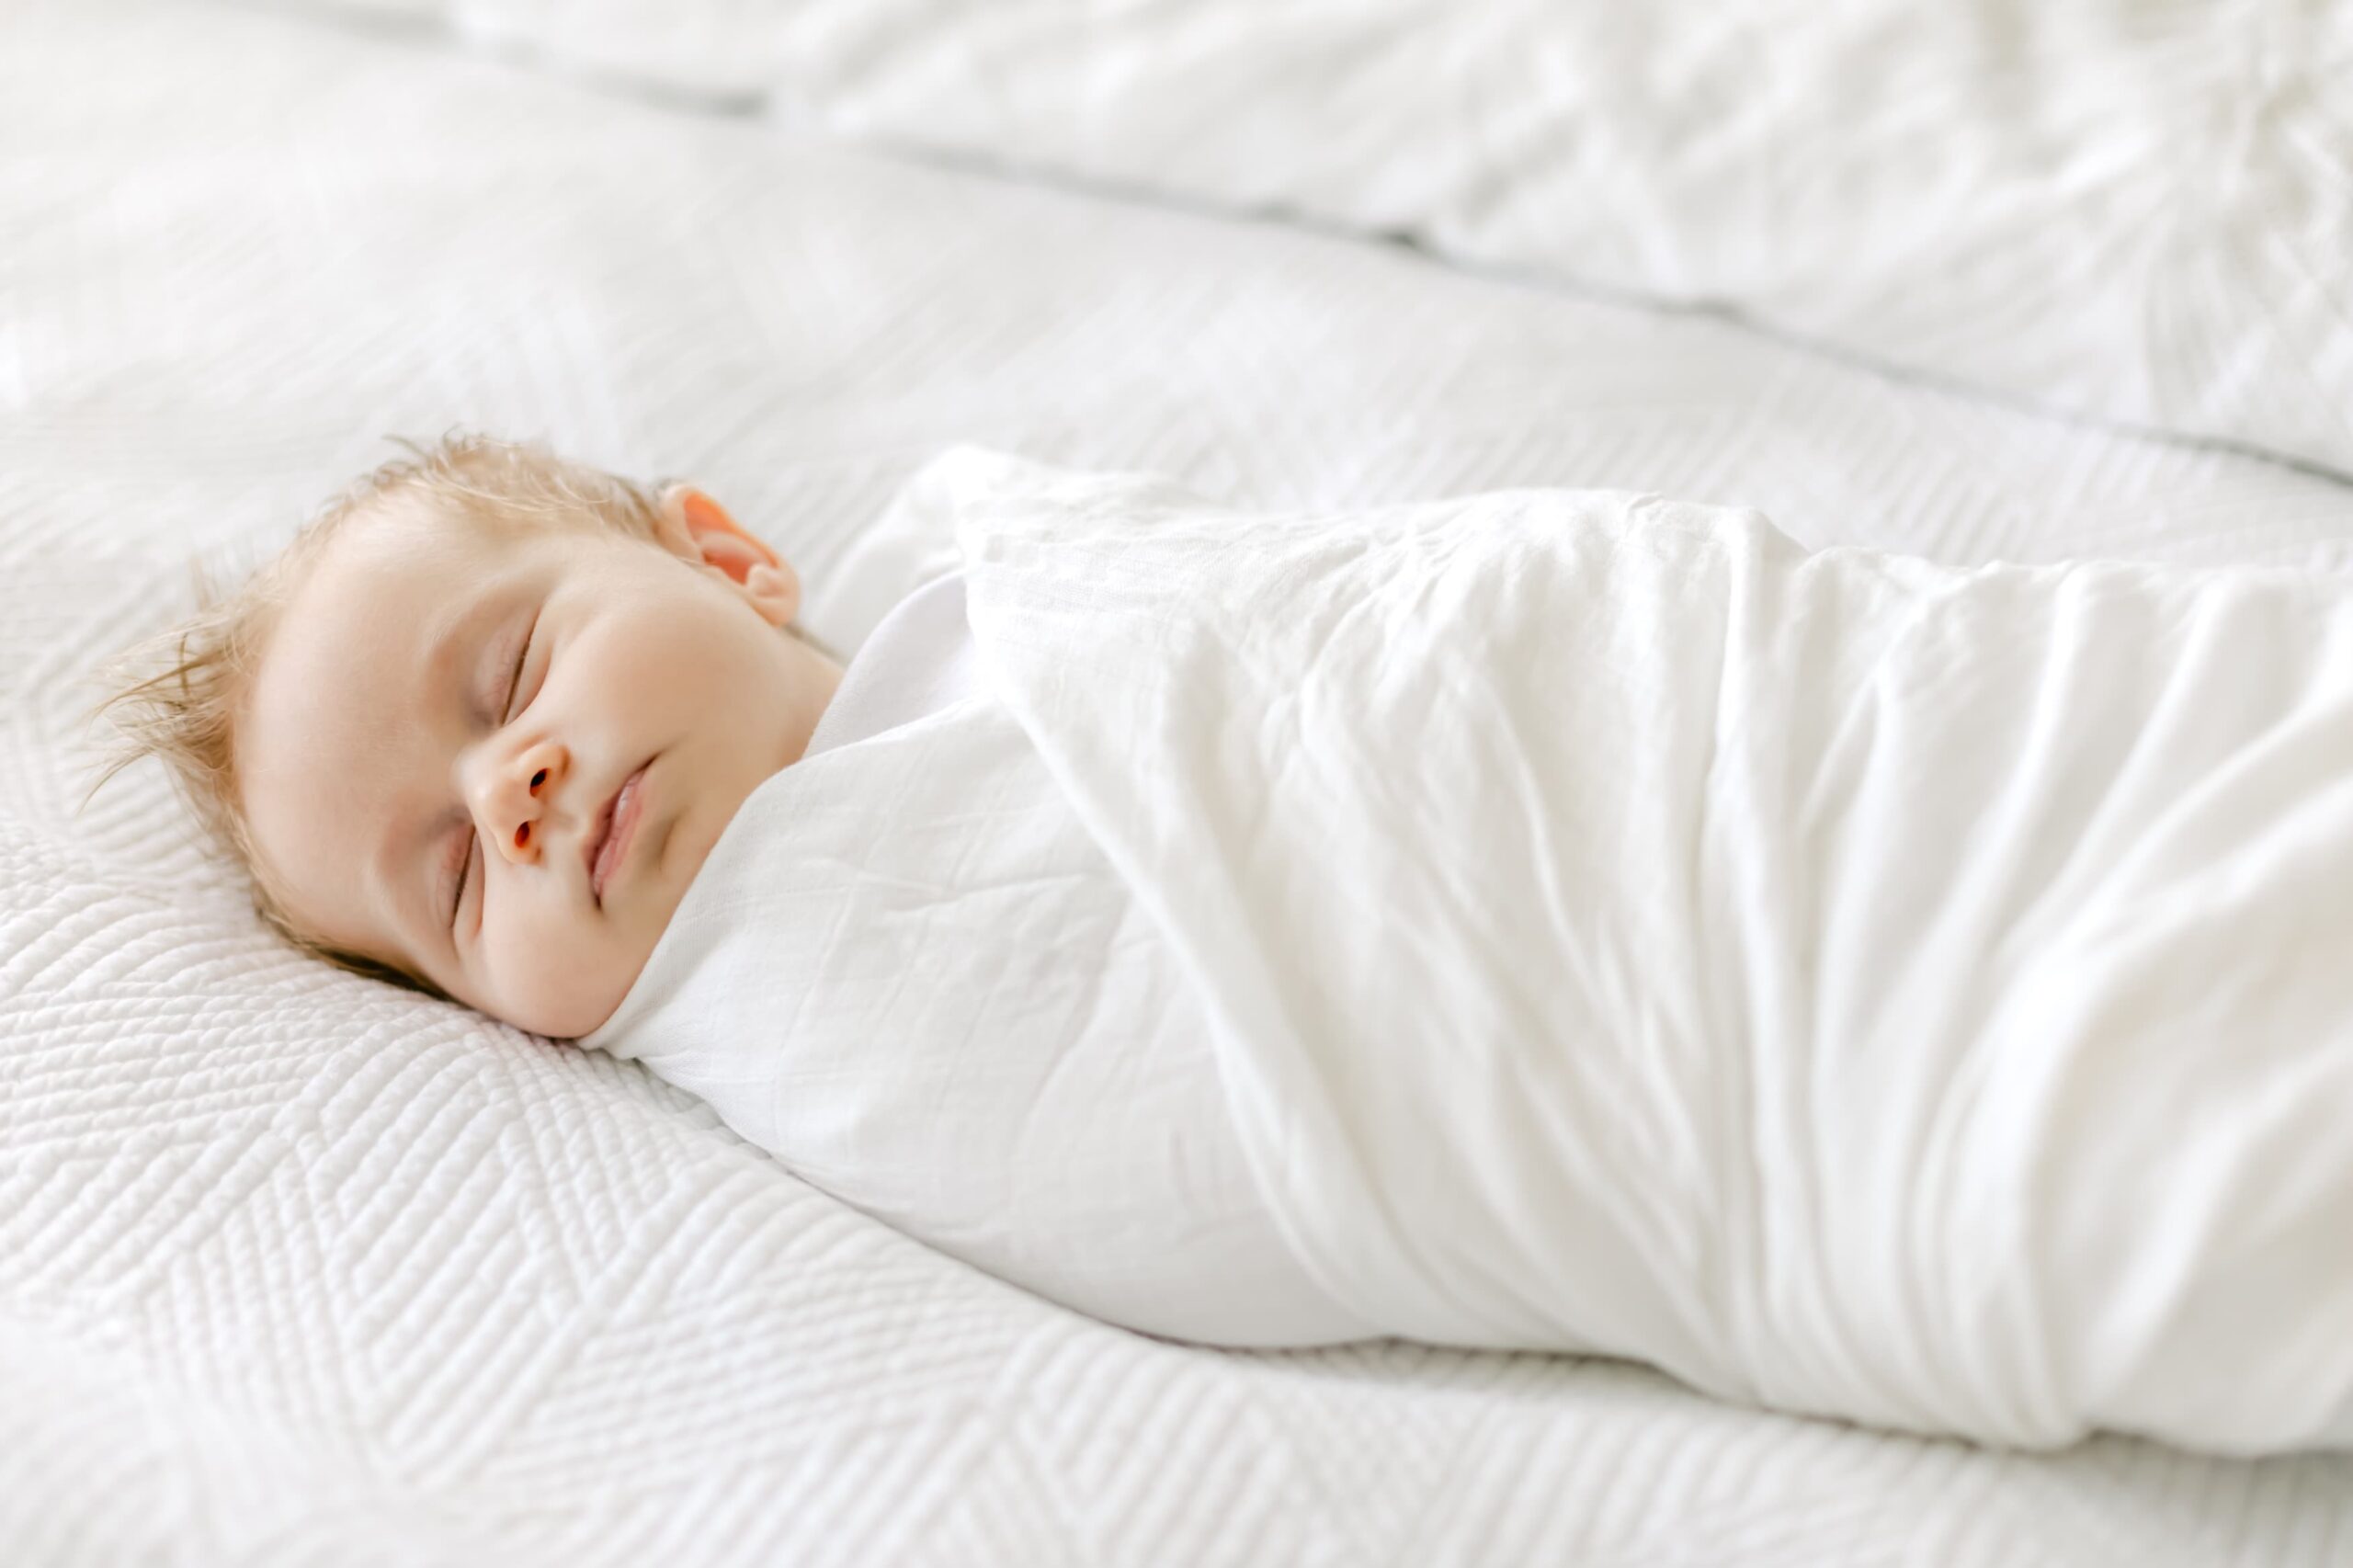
[446,824,476,929]
[498,611,540,722]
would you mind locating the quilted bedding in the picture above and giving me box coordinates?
[270,0,2353,479]
[6,0,2353,1562]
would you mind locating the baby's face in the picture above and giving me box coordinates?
[239,490,840,1038]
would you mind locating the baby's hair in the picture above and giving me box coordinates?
[85,431,736,1002]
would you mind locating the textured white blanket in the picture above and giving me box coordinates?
[602,449,2353,1456]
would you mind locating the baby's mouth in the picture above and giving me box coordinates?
[585,762,651,904]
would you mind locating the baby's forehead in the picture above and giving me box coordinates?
[238,502,529,949]
[250,522,449,733]
[300,493,597,611]
[334,490,537,564]
[251,488,654,753]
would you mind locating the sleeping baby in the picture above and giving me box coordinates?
[99,434,2353,1460]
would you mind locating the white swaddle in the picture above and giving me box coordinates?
[589,449,2353,1456]
[585,569,1377,1348]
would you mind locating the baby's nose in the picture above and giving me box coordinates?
[492,743,568,866]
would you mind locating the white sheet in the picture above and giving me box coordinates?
[265,0,2353,478]
[8,0,2353,1559]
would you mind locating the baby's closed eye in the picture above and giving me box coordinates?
[498,608,540,722]
[444,608,546,931]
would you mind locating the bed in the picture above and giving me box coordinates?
[4,0,2350,1561]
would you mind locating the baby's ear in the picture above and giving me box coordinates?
[657,483,801,628]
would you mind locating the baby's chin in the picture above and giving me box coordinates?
[483,863,714,1038]
[472,953,646,1041]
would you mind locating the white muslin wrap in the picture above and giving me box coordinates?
[590,449,2353,1455]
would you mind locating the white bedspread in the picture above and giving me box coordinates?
[596,449,2353,1456]
[267,0,2353,478]
[8,0,2353,1560]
